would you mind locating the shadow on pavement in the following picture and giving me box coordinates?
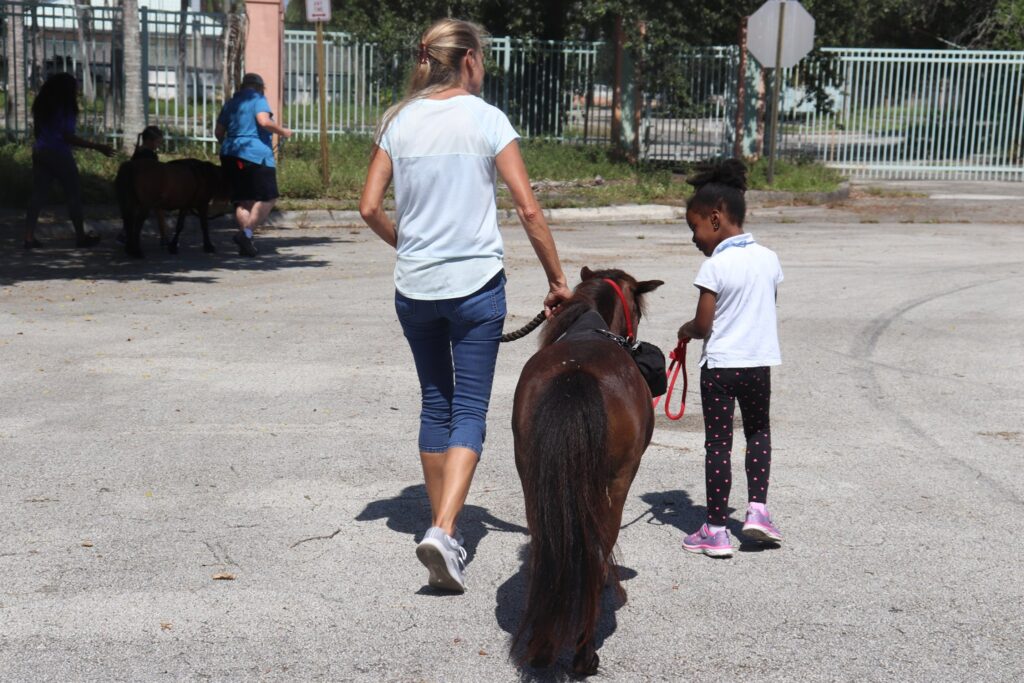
[636,489,780,553]
[0,224,335,286]
[355,484,528,566]
[494,542,634,682]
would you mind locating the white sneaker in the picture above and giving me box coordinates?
[416,526,467,592]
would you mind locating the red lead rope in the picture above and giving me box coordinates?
[652,339,689,420]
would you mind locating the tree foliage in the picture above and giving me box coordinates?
[281,0,1024,51]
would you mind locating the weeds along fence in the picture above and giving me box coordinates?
[2,1,1022,180]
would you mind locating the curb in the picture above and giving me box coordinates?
[3,185,848,238]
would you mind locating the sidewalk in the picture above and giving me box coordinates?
[6,177,1024,240]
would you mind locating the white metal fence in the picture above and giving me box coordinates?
[781,48,1024,180]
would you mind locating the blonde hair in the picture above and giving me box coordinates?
[374,19,488,145]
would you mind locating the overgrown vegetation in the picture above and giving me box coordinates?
[0,137,845,212]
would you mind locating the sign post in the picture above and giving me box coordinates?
[306,0,331,187]
[746,0,815,184]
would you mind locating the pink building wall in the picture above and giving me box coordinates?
[244,0,285,132]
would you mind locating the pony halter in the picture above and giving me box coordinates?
[602,278,635,341]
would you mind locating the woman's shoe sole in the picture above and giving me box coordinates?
[415,540,465,593]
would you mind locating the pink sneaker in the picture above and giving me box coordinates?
[742,508,783,543]
[682,524,734,558]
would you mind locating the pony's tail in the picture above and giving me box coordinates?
[512,369,615,667]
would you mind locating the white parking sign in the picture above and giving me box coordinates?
[305,0,331,23]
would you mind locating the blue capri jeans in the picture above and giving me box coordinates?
[395,272,506,457]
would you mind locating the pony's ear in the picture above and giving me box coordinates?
[635,279,664,295]
[580,266,596,281]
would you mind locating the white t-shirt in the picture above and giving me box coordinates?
[693,233,783,368]
[378,95,520,300]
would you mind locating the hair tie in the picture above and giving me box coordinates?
[418,42,429,65]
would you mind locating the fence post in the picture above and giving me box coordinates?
[733,17,748,158]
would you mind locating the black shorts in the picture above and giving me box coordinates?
[221,156,279,203]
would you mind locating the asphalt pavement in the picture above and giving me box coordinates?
[1,181,1022,681]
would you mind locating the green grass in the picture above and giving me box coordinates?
[0,135,845,211]
[746,157,846,193]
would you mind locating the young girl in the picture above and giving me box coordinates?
[128,125,169,245]
[677,159,784,558]
[132,125,163,161]
[24,72,114,249]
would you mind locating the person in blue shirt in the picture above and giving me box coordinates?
[215,73,292,257]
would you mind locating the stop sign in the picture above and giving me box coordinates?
[747,0,815,68]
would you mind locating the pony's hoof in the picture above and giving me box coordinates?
[527,644,555,670]
[572,650,599,677]
[203,243,216,253]
[167,243,178,255]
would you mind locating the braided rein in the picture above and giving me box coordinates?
[500,311,546,343]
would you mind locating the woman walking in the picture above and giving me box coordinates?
[215,72,292,257]
[360,19,571,593]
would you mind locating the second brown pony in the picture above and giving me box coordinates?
[511,266,663,676]
[116,158,227,258]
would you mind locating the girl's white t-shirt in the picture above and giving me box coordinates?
[694,233,783,368]
[379,95,520,300]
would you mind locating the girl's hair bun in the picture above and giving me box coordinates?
[688,158,747,193]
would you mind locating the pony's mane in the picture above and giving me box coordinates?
[539,269,648,347]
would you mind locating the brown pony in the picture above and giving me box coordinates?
[116,158,228,258]
[511,266,664,676]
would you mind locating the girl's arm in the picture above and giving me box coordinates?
[678,287,716,340]
[494,140,571,314]
[359,147,398,248]
[65,133,114,157]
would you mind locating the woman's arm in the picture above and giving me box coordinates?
[494,140,571,314]
[359,147,397,248]
[64,133,114,157]
[679,287,716,340]
[255,112,292,139]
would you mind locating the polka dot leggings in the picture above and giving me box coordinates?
[699,366,772,526]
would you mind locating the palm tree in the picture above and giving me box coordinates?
[122,0,145,153]
[4,2,29,135]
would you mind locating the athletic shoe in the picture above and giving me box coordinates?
[75,232,101,248]
[742,508,783,543]
[23,238,42,250]
[416,526,467,592]
[682,524,734,558]
[233,231,258,257]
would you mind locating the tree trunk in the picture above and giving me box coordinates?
[76,2,95,104]
[122,0,145,153]
[5,3,28,135]
[221,3,247,101]
[177,0,189,108]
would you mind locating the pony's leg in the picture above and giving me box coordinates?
[572,634,600,677]
[156,209,169,245]
[167,211,187,254]
[126,208,148,258]
[199,207,216,252]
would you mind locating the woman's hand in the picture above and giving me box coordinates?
[544,283,572,318]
